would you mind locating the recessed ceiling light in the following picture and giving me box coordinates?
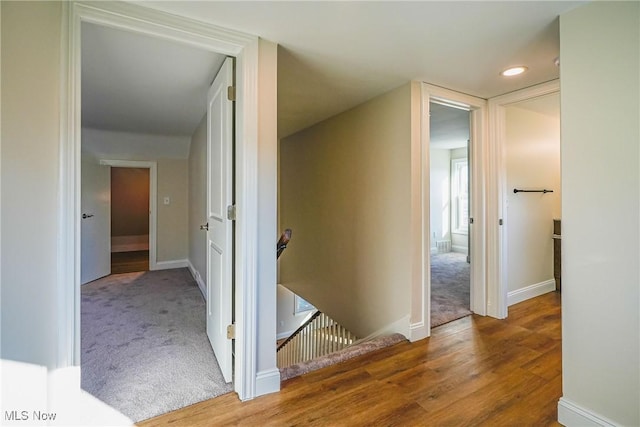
[501,66,528,77]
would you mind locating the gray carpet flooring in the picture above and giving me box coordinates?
[431,252,472,327]
[81,268,232,422]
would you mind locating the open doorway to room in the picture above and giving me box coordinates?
[503,91,561,308]
[429,102,472,327]
[110,167,150,274]
[78,19,234,422]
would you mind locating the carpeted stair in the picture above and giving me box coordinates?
[279,333,407,381]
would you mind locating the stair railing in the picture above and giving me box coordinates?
[277,310,357,368]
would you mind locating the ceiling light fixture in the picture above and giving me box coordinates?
[501,66,528,77]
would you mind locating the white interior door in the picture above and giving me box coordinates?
[81,156,111,284]
[206,57,234,383]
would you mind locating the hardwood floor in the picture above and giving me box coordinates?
[138,292,561,427]
[111,250,149,274]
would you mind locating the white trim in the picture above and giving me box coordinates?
[153,259,188,270]
[409,321,429,342]
[558,398,618,427]
[254,369,281,397]
[187,259,206,298]
[99,159,158,270]
[487,80,560,319]
[419,82,488,336]
[59,0,261,401]
[507,279,555,306]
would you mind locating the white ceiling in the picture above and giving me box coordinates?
[82,22,226,136]
[83,1,583,151]
[139,1,584,138]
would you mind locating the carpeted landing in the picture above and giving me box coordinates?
[81,268,232,422]
[431,251,472,327]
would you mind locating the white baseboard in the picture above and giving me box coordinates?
[508,279,556,306]
[558,398,617,427]
[187,260,206,298]
[452,245,468,254]
[409,320,429,342]
[255,368,281,396]
[152,259,188,271]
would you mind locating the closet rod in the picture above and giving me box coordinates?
[513,188,553,194]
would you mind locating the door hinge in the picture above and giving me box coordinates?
[499,218,504,226]
[226,324,236,339]
[227,86,236,101]
[469,217,474,225]
[227,204,236,221]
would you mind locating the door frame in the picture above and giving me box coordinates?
[410,82,487,342]
[487,79,560,318]
[58,1,262,400]
[99,159,158,271]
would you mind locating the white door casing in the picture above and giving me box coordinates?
[206,57,234,384]
[62,0,269,400]
[80,156,110,284]
[411,83,487,342]
[486,80,560,319]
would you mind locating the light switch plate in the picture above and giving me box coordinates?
[163,196,170,205]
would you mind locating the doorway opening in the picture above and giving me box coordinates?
[78,18,234,422]
[110,167,150,274]
[487,80,560,318]
[501,89,561,311]
[429,101,472,327]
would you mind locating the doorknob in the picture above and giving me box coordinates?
[82,213,94,219]
[200,223,209,231]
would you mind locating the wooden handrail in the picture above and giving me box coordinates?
[277,310,321,351]
[277,229,292,259]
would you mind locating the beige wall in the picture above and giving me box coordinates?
[1,1,62,367]
[560,2,639,425]
[156,159,188,262]
[505,104,560,294]
[279,83,412,338]
[111,167,150,237]
[188,115,207,283]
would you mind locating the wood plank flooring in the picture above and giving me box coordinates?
[111,250,149,274]
[139,292,561,427]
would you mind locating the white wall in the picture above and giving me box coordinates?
[505,104,560,294]
[276,285,313,339]
[450,147,468,253]
[82,129,189,263]
[188,115,207,288]
[429,148,450,252]
[559,2,639,425]
[1,1,62,367]
[280,83,412,338]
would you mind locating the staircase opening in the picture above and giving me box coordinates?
[275,229,407,380]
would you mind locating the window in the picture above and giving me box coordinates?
[451,158,469,234]
[294,294,315,314]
